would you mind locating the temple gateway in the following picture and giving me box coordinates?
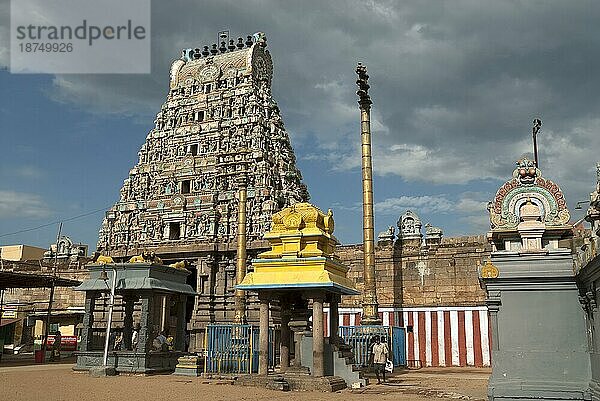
[96,33,310,348]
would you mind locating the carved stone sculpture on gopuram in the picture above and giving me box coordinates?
[488,157,570,234]
[97,32,309,258]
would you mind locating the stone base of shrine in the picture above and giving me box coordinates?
[74,351,184,375]
[235,373,347,392]
[283,366,311,375]
[173,355,203,377]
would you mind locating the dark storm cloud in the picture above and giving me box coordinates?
[2,0,599,199]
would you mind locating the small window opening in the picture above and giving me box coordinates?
[169,222,181,240]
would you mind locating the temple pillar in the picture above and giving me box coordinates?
[329,296,339,345]
[138,292,154,353]
[291,329,303,367]
[175,294,186,351]
[288,300,310,369]
[312,295,324,377]
[258,293,270,375]
[280,301,291,371]
[486,292,501,352]
[205,254,216,324]
[160,295,168,332]
[122,295,136,350]
[80,291,98,352]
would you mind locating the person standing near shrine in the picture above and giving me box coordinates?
[371,335,389,384]
[131,323,140,351]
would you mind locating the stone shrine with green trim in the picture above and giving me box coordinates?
[481,158,590,400]
[74,262,196,374]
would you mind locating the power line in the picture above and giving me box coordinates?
[0,206,110,238]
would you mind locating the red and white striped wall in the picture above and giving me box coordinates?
[325,306,491,367]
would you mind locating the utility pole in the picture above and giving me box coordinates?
[42,222,62,362]
[356,63,381,325]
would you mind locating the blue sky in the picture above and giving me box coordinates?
[0,72,145,247]
[1,1,599,250]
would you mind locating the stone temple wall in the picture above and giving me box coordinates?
[333,216,492,368]
[337,234,489,310]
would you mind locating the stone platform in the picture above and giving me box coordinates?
[235,373,347,392]
[74,350,184,375]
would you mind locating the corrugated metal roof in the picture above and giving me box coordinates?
[0,271,81,289]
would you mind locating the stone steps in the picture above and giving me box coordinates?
[331,341,368,388]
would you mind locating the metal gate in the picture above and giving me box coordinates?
[391,326,406,366]
[204,324,275,374]
[338,325,406,367]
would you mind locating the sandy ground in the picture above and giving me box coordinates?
[0,361,489,401]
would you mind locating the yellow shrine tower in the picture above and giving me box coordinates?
[237,202,358,379]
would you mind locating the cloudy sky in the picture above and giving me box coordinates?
[1,0,599,250]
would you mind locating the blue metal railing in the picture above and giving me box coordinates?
[339,325,406,367]
[204,324,274,374]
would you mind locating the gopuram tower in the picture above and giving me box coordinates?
[97,33,309,348]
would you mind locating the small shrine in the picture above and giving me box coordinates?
[397,210,422,240]
[74,257,195,374]
[487,157,572,252]
[43,235,88,264]
[480,158,589,400]
[237,202,361,389]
